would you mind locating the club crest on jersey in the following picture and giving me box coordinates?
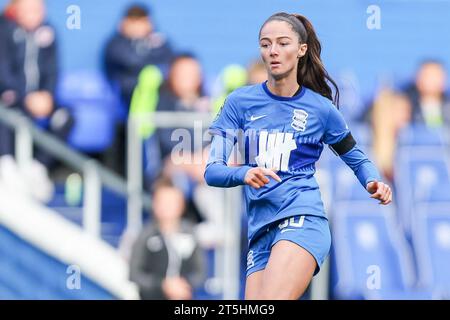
[291,109,308,132]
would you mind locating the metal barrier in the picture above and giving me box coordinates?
[0,106,152,238]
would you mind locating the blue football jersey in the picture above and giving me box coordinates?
[206,81,379,241]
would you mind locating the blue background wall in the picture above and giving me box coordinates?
[1,0,449,103]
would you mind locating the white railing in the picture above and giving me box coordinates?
[0,106,151,238]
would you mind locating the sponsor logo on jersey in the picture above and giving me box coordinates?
[255,131,296,171]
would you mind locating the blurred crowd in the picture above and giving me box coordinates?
[370,60,450,182]
[0,0,449,300]
[0,0,265,300]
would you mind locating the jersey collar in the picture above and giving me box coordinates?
[262,81,306,101]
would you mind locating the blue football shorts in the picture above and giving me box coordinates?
[246,214,331,277]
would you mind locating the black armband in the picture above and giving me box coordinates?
[329,132,356,156]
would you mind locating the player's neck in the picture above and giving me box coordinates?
[267,77,300,97]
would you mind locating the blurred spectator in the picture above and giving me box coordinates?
[154,54,210,160]
[131,54,226,247]
[154,54,215,227]
[246,59,267,85]
[137,53,210,187]
[104,3,174,108]
[371,88,410,182]
[164,145,226,249]
[403,60,450,127]
[371,60,449,182]
[103,4,174,176]
[212,64,247,115]
[211,59,267,116]
[0,0,73,166]
[0,1,14,27]
[129,177,206,300]
[0,1,15,102]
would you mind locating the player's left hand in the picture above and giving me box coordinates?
[366,180,392,205]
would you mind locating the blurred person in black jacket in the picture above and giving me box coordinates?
[103,4,174,176]
[129,177,206,300]
[0,0,72,165]
[104,4,174,108]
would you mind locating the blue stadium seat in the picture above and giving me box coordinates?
[67,103,115,152]
[417,181,450,203]
[394,145,450,235]
[412,202,450,298]
[56,70,124,153]
[57,71,118,108]
[322,145,376,202]
[397,125,448,146]
[332,166,371,202]
[349,122,373,148]
[331,201,431,299]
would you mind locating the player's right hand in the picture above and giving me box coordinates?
[244,167,282,189]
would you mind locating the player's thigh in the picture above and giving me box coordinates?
[260,240,316,300]
[245,270,264,300]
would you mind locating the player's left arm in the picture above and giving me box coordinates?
[323,104,392,205]
[338,143,392,205]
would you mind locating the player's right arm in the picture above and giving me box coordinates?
[204,134,281,188]
[204,134,252,187]
[204,93,281,188]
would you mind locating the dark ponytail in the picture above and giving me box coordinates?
[293,14,339,106]
[261,13,340,107]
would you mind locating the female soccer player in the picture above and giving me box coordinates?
[204,12,392,300]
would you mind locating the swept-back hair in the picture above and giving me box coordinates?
[260,12,340,106]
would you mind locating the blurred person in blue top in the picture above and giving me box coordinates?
[204,12,392,300]
[0,0,72,165]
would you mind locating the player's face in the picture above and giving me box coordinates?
[259,20,307,81]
